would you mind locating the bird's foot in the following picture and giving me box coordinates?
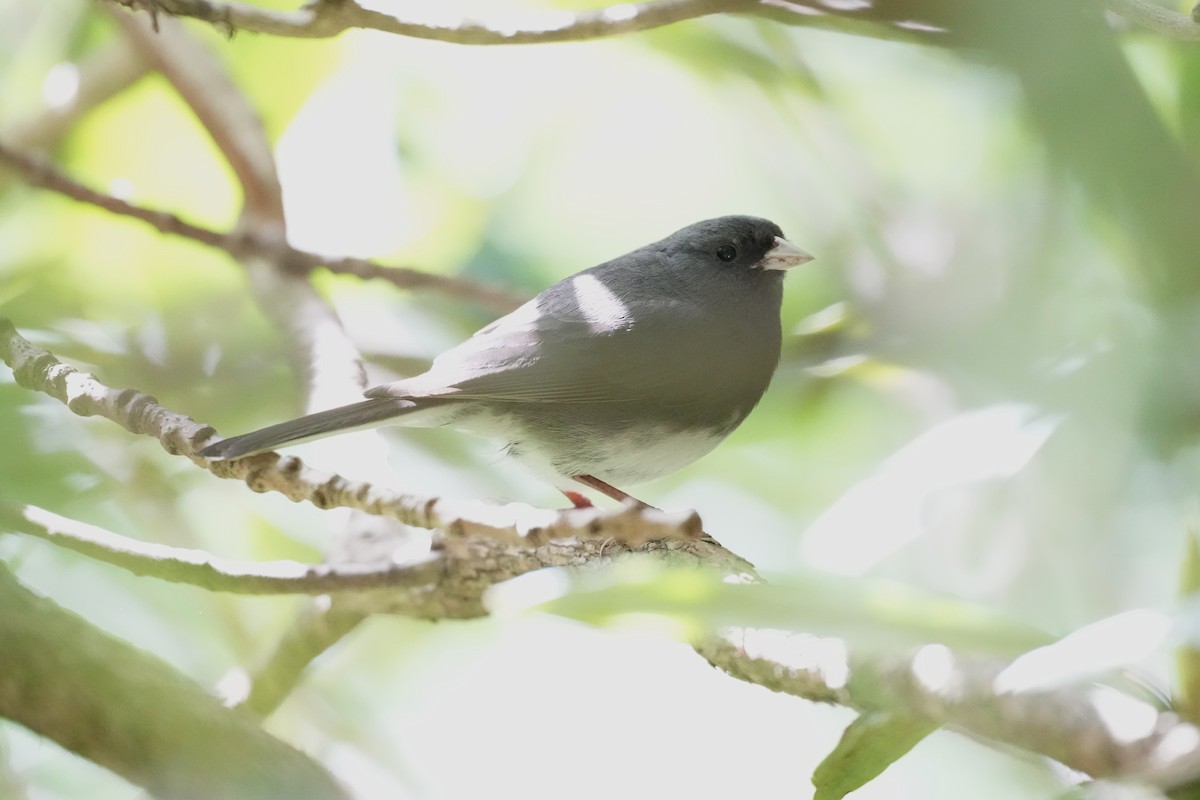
[573,474,729,549]
[562,490,594,509]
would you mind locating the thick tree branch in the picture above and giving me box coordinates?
[0,140,525,313]
[0,564,349,800]
[108,0,756,43]
[0,315,702,545]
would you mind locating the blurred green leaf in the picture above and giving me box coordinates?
[644,17,818,93]
[537,561,1053,655]
[813,710,939,800]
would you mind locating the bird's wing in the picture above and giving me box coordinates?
[367,275,718,407]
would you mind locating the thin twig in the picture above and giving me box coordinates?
[696,630,1200,790]
[107,0,756,43]
[237,602,367,715]
[19,505,446,594]
[0,141,525,312]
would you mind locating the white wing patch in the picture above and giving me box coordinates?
[570,273,631,333]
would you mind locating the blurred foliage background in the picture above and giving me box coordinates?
[3,0,1200,797]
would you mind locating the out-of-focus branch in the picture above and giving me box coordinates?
[698,630,1200,791]
[0,316,702,546]
[0,564,349,800]
[106,0,755,43]
[1105,0,1200,40]
[18,505,446,594]
[236,602,367,716]
[1,41,151,153]
[0,141,525,313]
[107,6,284,220]
[106,7,516,730]
[112,0,1200,47]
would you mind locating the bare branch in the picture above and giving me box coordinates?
[0,141,525,312]
[19,505,446,594]
[1105,0,1200,40]
[108,5,285,219]
[699,629,1200,791]
[106,0,756,43]
[0,316,702,546]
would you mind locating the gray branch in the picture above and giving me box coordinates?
[18,505,446,594]
[697,630,1200,791]
[105,0,1200,45]
[0,141,525,312]
[108,0,755,43]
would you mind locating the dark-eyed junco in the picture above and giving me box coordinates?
[199,216,813,507]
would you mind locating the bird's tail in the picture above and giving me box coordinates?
[198,397,416,461]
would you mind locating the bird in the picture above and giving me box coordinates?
[199,216,813,508]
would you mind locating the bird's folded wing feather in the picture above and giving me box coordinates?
[366,293,717,407]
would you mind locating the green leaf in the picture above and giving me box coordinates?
[535,561,1053,655]
[812,711,939,800]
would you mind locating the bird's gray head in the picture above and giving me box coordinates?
[664,216,813,274]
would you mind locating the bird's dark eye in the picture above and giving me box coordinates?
[716,245,737,262]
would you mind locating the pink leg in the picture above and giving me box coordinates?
[562,490,594,509]
[572,474,658,509]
